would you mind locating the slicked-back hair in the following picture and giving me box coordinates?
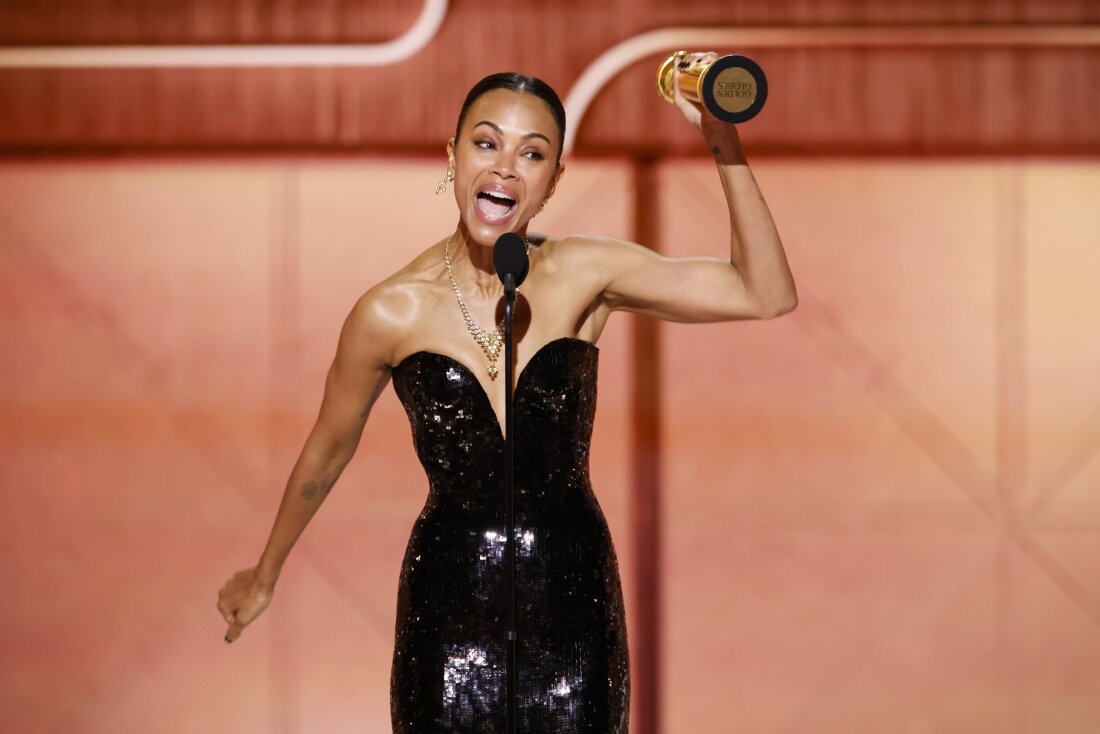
[454,72,566,165]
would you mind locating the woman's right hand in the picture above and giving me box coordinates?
[217,567,274,643]
[212,286,395,644]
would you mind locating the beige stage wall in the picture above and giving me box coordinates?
[1,156,1097,733]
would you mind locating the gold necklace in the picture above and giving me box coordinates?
[444,233,531,380]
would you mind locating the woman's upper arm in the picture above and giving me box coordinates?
[578,236,776,323]
[305,286,401,461]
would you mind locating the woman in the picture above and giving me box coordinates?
[217,57,796,732]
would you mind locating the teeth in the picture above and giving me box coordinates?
[481,190,515,203]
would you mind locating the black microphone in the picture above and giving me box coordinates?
[493,232,530,292]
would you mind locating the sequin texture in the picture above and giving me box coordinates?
[390,336,630,732]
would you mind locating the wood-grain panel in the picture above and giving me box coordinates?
[0,1,1098,153]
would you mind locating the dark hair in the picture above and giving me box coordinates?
[454,72,567,164]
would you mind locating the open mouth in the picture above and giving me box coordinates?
[474,190,518,223]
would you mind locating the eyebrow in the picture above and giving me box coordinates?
[472,120,551,146]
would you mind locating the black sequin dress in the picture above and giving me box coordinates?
[389,336,630,733]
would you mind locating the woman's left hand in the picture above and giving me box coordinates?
[668,52,721,130]
[669,51,744,160]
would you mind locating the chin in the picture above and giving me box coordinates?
[465,213,527,246]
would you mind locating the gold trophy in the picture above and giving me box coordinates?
[657,51,768,124]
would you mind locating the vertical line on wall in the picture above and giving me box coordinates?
[994,161,1026,729]
[996,166,1027,559]
[270,164,302,734]
[630,156,662,734]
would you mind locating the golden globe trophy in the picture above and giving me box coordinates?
[657,51,768,124]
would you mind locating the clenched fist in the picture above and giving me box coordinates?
[217,567,274,643]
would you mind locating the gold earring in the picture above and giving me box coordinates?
[436,168,454,195]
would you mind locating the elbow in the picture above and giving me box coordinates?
[758,294,797,319]
[305,434,359,470]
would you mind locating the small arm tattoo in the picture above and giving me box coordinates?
[707,137,747,165]
[299,476,336,501]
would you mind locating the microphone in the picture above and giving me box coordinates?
[493,232,530,292]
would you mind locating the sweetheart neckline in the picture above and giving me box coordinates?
[391,336,598,443]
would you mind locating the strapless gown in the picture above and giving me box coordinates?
[389,336,630,733]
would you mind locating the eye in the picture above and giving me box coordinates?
[524,150,546,160]
[475,139,496,150]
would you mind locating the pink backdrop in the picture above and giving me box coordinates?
[1,156,1098,732]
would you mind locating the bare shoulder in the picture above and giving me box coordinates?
[342,244,443,368]
[546,233,646,259]
[534,233,648,282]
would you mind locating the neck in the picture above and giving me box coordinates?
[449,223,528,292]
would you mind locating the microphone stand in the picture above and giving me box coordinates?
[503,271,517,734]
[493,231,526,733]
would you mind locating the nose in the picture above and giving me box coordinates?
[490,150,519,180]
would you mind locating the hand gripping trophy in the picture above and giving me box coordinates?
[657,51,768,124]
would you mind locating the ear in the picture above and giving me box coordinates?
[445,137,455,166]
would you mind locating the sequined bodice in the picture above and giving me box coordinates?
[388,336,630,733]
[392,336,597,490]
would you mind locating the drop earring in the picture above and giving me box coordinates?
[436,167,454,195]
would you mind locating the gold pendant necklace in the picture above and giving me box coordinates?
[444,233,531,380]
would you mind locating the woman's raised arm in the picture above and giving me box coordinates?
[578,54,796,323]
[217,285,399,643]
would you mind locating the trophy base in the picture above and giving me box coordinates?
[700,54,768,124]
